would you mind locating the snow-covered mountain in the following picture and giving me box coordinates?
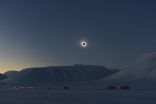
[4,71,19,77]
[99,52,156,83]
[2,64,118,85]
[0,74,7,81]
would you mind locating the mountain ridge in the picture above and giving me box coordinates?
[1,64,119,85]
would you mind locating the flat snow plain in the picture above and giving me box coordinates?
[0,86,156,104]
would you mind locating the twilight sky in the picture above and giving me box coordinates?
[0,0,156,73]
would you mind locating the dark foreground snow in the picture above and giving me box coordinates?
[0,86,156,104]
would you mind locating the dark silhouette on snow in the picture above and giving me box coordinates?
[106,85,117,90]
[64,86,69,90]
[48,86,52,90]
[120,85,130,90]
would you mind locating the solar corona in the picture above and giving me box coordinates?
[80,41,87,48]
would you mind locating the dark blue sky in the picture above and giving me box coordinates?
[0,0,156,72]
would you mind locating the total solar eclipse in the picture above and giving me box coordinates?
[80,41,87,48]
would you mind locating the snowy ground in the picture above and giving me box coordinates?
[0,86,156,104]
